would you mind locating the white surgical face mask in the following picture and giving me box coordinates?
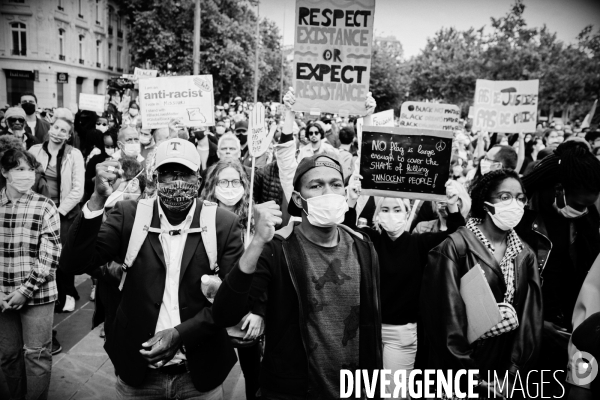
[128,108,139,117]
[215,186,244,206]
[105,147,115,156]
[96,124,109,133]
[216,126,226,135]
[7,170,36,194]
[554,192,589,219]
[485,200,524,231]
[480,158,493,175]
[378,212,406,237]
[299,193,348,227]
[139,135,152,146]
[123,142,141,157]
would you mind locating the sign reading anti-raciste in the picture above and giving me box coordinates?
[293,0,376,116]
[360,126,453,201]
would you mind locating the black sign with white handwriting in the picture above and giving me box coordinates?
[359,126,453,200]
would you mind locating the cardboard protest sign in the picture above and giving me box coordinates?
[134,67,158,79]
[473,79,539,133]
[248,103,276,157]
[399,101,460,131]
[139,75,215,129]
[292,0,375,116]
[359,126,453,201]
[79,93,105,114]
[371,109,394,127]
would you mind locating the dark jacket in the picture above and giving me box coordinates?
[253,161,282,204]
[188,137,219,174]
[212,222,383,398]
[26,116,51,144]
[60,199,245,392]
[421,227,542,383]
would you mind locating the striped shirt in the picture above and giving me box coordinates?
[0,188,61,305]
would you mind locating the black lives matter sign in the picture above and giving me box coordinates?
[292,0,375,115]
[360,126,453,201]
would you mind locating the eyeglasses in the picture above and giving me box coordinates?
[7,118,25,124]
[158,171,197,183]
[217,179,242,188]
[308,130,320,136]
[491,193,527,206]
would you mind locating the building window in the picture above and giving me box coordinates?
[117,46,122,69]
[96,40,101,67]
[78,0,83,18]
[96,0,101,24]
[59,29,65,61]
[10,23,26,56]
[57,81,64,107]
[79,35,85,63]
[58,0,64,11]
[108,43,112,67]
[108,6,114,35]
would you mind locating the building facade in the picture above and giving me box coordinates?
[0,0,131,108]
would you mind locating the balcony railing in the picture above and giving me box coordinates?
[79,59,84,65]
[96,21,101,26]
[117,30,123,39]
[108,26,113,35]
[11,49,26,56]
[108,66,113,71]
[96,62,101,68]
[58,6,64,11]
[117,67,123,72]
[59,55,66,61]
[78,14,84,19]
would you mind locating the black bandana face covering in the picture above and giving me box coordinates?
[157,180,199,212]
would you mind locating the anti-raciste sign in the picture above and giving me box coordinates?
[292,0,375,116]
[399,101,460,131]
[359,126,453,201]
[472,79,539,133]
[139,75,215,129]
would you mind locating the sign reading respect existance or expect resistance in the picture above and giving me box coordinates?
[399,101,461,131]
[360,126,453,201]
[139,75,216,129]
[472,79,539,133]
[292,0,375,116]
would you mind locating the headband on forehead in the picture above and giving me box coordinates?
[314,160,341,173]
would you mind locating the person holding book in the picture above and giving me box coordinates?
[421,169,542,398]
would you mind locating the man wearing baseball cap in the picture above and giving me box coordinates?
[61,138,245,398]
[211,152,383,399]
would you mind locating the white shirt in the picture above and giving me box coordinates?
[83,199,196,366]
[27,118,36,131]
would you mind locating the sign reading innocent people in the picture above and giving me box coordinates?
[360,126,453,201]
[472,79,539,133]
[139,75,215,129]
[292,0,376,116]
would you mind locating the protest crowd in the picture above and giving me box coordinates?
[2,4,600,400]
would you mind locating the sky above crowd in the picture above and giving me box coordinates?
[260,0,600,58]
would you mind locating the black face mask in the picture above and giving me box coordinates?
[194,130,205,141]
[22,103,36,116]
[237,134,248,145]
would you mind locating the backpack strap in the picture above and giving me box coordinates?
[118,198,155,291]
[199,200,219,273]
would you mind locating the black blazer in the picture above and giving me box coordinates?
[60,199,244,392]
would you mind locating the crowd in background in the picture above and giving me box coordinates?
[1,85,600,400]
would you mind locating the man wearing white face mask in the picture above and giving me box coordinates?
[211,153,383,399]
[112,126,144,163]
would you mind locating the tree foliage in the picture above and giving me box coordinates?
[118,0,290,102]
[408,0,600,120]
[369,40,411,115]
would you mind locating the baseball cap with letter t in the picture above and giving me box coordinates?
[154,138,200,172]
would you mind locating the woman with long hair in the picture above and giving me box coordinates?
[200,159,262,400]
[421,169,542,398]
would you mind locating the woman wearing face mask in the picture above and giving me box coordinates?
[514,141,600,395]
[413,180,471,234]
[122,101,141,128]
[344,179,467,396]
[421,169,542,399]
[0,149,61,400]
[29,116,85,314]
[199,159,263,400]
